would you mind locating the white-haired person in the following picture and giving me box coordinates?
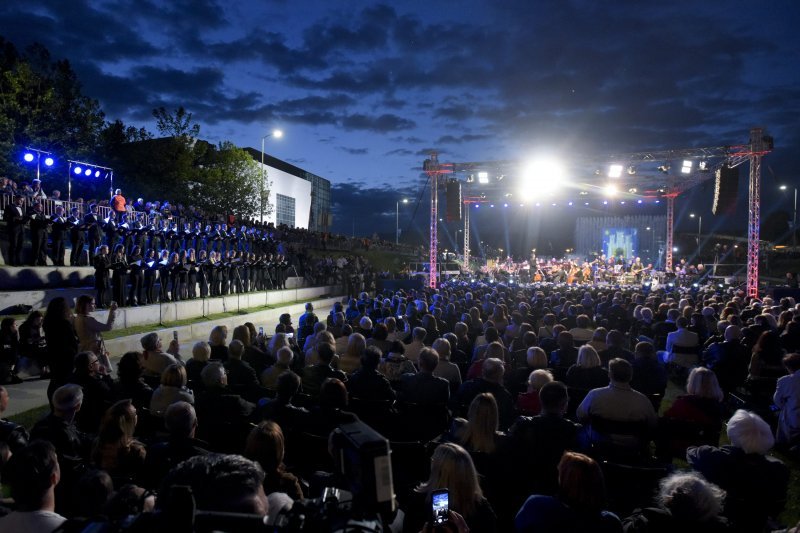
[687,409,789,532]
[622,471,728,532]
[338,332,366,375]
[517,369,553,416]
[565,345,610,391]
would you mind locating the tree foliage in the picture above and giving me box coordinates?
[191,142,265,218]
[153,106,200,139]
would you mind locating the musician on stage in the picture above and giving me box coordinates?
[93,244,111,307]
[143,248,158,304]
[3,195,26,266]
[28,201,50,266]
[157,250,171,302]
[68,206,86,266]
[128,245,144,306]
[50,205,69,266]
[103,212,118,250]
[630,256,646,283]
[84,203,103,264]
[187,248,198,299]
[110,244,129,307]
[197,249,210,298]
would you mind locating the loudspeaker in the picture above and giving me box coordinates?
[445,179,462,222]
[712,166,739,215]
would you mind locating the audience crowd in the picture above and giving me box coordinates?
[0,280,799,532]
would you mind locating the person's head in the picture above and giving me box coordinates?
[726,409,774,454]
[276,345,293,367]
[192,341,211,362]
[462,393,499,453]
[164,401,198,438]
[317,342,335,365]
[201,362,227,388]
[209,325,228,346]
[161,363,188,388]
[345,332,366,357]
[275,371,301,400]
[2,440,60,511]
[418,347,439,373]
[97,399,138,446]
[634,341,656,360]
[44,296,72,323]
[605,329,625,348]
[422,443,482,517]
[686,367,724,401]
[412,326,427,342]
[360,345,382,370]
[656,472,726,523]
[608,358,633,384]
[481,357,505,384]
[557,331,574,350]
[484,327,500,343]
[358,316,372,332]
[528,369,553,392]
[140,332,162,353]
[577,345,601,368]
[784,352,800,373]
[245,420,286,475]
[158,454,267,516]
[52,383,83,419]
[557,452,607,513]
[232,325,251,347]
[539,381,569,415]
[74,469,114,518]
[116,351,143,383]
[0,317,16,338]
[431,338,451,361]
[229,339,245,360]
[74,350,100,377]
[320,378,347,408]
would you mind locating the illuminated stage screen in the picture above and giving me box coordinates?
[603,227,638,261]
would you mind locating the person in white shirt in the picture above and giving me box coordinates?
[666,317,700,368]
[0,440,66,531]
[404,327,427,365]
[432,337,462,394]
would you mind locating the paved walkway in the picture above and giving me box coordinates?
[2,294,343,417]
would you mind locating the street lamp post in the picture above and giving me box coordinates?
[781,185,798,248]
[260,129,283,223]
[690,213,702,259]
[396,198,408,244]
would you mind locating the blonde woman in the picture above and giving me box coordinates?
[91,399,146,481]
[566,345,610,391]
[150,363,194,416]
[186,341,210,386]
[455,393,504,454]
[663,367,724,429]
[74,294,117,374]
[402,443,496,532]
[338,333,366,375]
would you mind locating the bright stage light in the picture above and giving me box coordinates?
[608,164,623,178]
[74,166,82,174]
[604,184,618,197]
[519,158,565,199]
[478,171,489,184]
[95,170,101,177]
[627,165,636,175]
[681,160,692,174]
[637,199,643,204]
[568,201,573,206]
[503,203,508,207]
[85,168,92,176]
[44,157,54,166]
[23,153,34,162]
[272,129,283,139]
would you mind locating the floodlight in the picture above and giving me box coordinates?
[478,171,489,184]
[74,166,83,174]
[519,158,565,199]
[568,201,573,206]
[272,129,283,139]
[490,204,494,208]
[603,200,608,205]
[637,199,643,204]
[628,187,638,193]
[780,185,788,190]
[608,164,623,178]
[44,157,54,166]
[698,161,709,172]
[85,168,92,176]
[503,203,508,207]
[95,170,101,177]
[657,164,670,174]
[627,165,637,175]
[673,246,678,252]
[604,184,618,197]
[24,153,34,162]
[681,160,692,174]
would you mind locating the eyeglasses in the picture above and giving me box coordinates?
[89,359,100,366]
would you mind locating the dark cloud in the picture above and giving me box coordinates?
[340,113,415,132]
[337,146,369,155]
[385,148,414,156]
[436,133,491,144]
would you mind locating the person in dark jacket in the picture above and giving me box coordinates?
[347,346,396,401]
[301,342,346,398]
[43,297,79,401]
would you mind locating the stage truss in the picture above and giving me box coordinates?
[423,127,772,296]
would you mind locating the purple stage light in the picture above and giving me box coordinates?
[637,199,643,204]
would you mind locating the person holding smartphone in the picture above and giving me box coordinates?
[402,443,496,532]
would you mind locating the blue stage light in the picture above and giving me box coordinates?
[44,157,54,166]
[85,168,92,176]
[490,204,494,208]
[74,166,82,174]
[655,200,661,204]
[603,200,608,205]
[568,201,573,206]
[95,170,101,177]
[637,199,643,204]
[503,203,508,207]
[23,153,34,162]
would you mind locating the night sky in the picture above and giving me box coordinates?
[2,0,799,253]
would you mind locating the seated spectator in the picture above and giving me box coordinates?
[91,399,146,485]
[663,367,724,431]
[665,317,700,368]
[452,392,506,454]
[569,314,595,344]
[687,409,790,532]
[224,339,259,388]
[515,451,621,532]
[400,348,450,406]
[432,337,462,395]
[566,345,610,391]
[302,321,327,353]
[142,401,209,489]
[622,471,728,532]
[304,378,357,437]
[549,331,578,373]
[366,323,392,354]
[208,325,229,362]
[244,420,303,500]
[747,330,788,396]
[467,341,505,380]
[630,341,668,398]
[774,352,800,451]
[402,442,496,533]
[452,357,515,430]
[346,346,396,401]
[72,469,114,520]
[158,454,269,517]
[334,324,352,354]
[301,343,346,398]
[378,340,416,384]
[473,326,502,362]
[507,346,548,396]
[194,362,255,446]
[507,381,581,498]
[304,331,336,366]
[112,351,153,411]
[598,329,634,367]
[576,358,658,447]
[517,369,553,416]
[261,346,293,390]
[405,327,428,365]
[138,332,179,381]
[186,341,211,388]
[338,332,366,375]
[259,371,309,433]
[234,324,271,376]
[31,384,91,462]
[587,327,608,354]
[150,363,194,416]
[69,351,114,433]
[0,386,29,453]
[0,440,66,531]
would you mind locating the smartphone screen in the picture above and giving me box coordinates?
[173,331,178,341]
[286,332,294,339]
[432,489,448,525]
[259,327,264,336]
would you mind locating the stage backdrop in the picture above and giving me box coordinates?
[575,215,667,267]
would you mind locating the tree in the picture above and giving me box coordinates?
[191,142,266,219]
[153,106,200,140]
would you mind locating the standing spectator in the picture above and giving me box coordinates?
[774,352,800,451]
[18,310,48,377]
[74,295,117,373]
[43,297,79,401]
[27,200,49,266]
[0,318,22,384]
